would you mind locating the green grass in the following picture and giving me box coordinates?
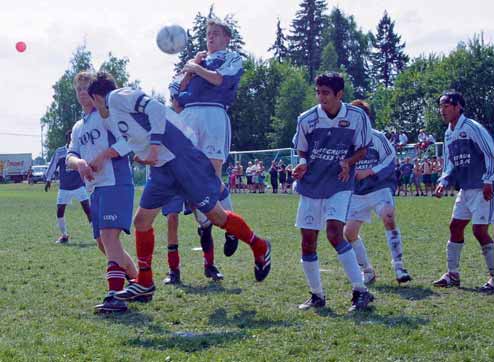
[1,184,494,361]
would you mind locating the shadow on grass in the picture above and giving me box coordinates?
[346,308,430,329]
[126,330,248,352]
[176,283,242,296]
[208,308,293,329]
[65,242,96,249]
[373,285,437,300]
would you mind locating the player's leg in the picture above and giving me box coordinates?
[164,212,181,285]
[74,186,92,223]
[345,220,375,284]
[56,203,69,243]
[299,229,326,310]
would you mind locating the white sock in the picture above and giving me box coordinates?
[350,238,371,270]
[57,217,68,236]
[337,245,366,291]
[386,228,404,269]
[301,254,323,297]
[481,243,494,277]
[193,210,212,228]
[220,193,233,211]
[447,241,464,274]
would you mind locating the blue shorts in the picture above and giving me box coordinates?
[140,152,221,213]
[90,185,134,239]
[161,195,185,216]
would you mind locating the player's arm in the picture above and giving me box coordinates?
[292,117,309,180]
[343,112,372,181]
[436,140,454,197]
[66,126,95,182]
[472,124,494,200]
[44,149,60,191]
[182,61,223,86]
[367,134,396,180]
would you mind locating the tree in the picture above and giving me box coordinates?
[99,52,130,87]
[268,18,289,62]
[370,11,409,88]
[287,0,328,80]
[324,7,371,97]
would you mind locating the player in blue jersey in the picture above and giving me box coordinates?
[66,71,138,313]
[45,130,91,244]
[292,72,374,312]
[86,72,271,302]
[169,18,243,275]
[433,91,494,291]
[344,100,412,285]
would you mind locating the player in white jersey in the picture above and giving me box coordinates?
[169,18,243,272]
[292,72,374,312]
[66,71,138,313]
[433,91,494,291]
[344,100,412,285]
[86,72,271,303]
[45,130,91,244]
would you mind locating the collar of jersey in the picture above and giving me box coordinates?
[83,108,97,123]
[317,102,347,121]
[448,114,467,133]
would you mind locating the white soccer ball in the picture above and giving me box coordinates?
[156,24,187,54]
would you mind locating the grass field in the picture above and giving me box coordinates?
[1,184,494,361]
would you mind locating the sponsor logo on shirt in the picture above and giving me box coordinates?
[459,131,467,138]
[79,129,101,145]
[197,196,210,208]
[103,214,118,221]
[338,120,350,128]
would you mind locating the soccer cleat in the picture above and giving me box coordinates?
[479,278,494,293]
[254,239,272,282]
[362,268,377,285]
[204,264,224,281]
[348,290,374,312]
[94,295,128,313]
[224,232,239,257]
[113,282,156,301]
[395,268,412,284]
[298,293,326,310]
[163,269,181,285]
[56,235,69,244]
[432,272,460,288]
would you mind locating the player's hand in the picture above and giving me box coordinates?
[183,60,201,74]
[338,160,350,182]
[89,153,106,173]
[434,184,445,198]
[483,183,493,201]
[193,51,207,64]
[77,160,95,182]
[355,169,374,181]
[44,181,51,192]
[292,164,307,180]
[143,145,160,166]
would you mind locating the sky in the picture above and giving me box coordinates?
[1,0,494,158]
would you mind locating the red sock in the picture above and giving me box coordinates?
[222,211,266,258]
[168,245,180,271]
[202,240,215,267]
[107,261,126,293]
[136,228,155,286]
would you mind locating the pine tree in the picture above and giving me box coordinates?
[287,0,328,80]
[370,11,409,88]
[268,18,288,62]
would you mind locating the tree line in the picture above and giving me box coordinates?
[42,1,494,158]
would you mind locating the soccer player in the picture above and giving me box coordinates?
[66,71,138,313]
[170,17,243,264]
[344,100,412,285]
[292,72,374,312]
[433,90,494,291]
[45,130,91,244]
[86,72,272,302]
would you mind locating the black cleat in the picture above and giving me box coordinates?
[395,268,412,284]
[113,282,155,301]
[56,235,69,244]
[95,295,128,313]
[298,293,326,310]
[254,239,272,282]
[224,232,239,257]
[163,269,181,285]
[479,278,494,294]
[204,264,224,281]
[348,290,374,312]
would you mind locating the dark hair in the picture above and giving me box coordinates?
[88,72,117,98]
[350,99,370,116]
[315,72,345,94]
[65,129,72,143]
[438,90,465,109]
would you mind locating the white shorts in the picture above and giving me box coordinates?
[347,188,395,223]
[295,191,352,230]
[452,188,494,224]
[57,186,89,205]
[181,105,231,162]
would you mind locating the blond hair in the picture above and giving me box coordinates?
[73,71,95,88]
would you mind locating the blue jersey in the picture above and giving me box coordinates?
[293,103,372,199]
[68,109,133,191]
[45,146,84,190]
[400,162,413,177]
[354,130,396,195]
[440,114,494,190]
[106,88,197,167]
[171,50,243,108]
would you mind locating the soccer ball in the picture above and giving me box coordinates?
[156,24,187,54]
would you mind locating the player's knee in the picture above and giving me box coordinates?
[133,213,153,231]
[344,225,358,242]
[301,238,317,255]
[326,223,344,247]
[472,225,490,243]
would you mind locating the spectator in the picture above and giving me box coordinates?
[413,158,424,196]
[278,161,287,193]
[235,160,244,193]
[286,164,293,193]
[269,160,278,193]
[245,161,255,193]
[400,157,413,196]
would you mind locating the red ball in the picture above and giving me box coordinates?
[16,41,26,53]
